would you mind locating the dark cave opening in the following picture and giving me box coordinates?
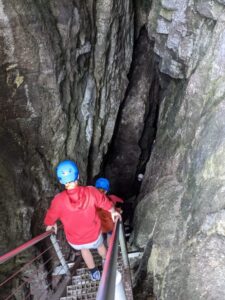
[1,1,224,299]
[94,27,162,223]
[91,23,176,236]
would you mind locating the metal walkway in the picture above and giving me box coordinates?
[60,248,133,300]
[0,220,134,300]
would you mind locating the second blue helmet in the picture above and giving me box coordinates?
[56,160,79,185]
[95,177,110,192]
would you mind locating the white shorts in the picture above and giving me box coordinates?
[68,233,104,250]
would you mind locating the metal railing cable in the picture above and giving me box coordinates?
[96,218,122,300]
[0,244,53,288]
[0,226,69,300]
[23,256,68,300]
[2,246,58,300]
[1,221,131,300]
[0,229,55,264]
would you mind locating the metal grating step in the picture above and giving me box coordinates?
[77,251,103,269]
[60,246,133,300]
[72,269,99,285]
[59,268,100,300]
[67,282,99,294]
[67,287,99,297]
[60,294,96,300]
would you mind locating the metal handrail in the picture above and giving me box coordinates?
[0,229,55,264]
[96,218,121,300]
[0,244,53,288]
[1,220,130,299]
[0,226,70,300]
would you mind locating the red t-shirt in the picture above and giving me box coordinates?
[44,186,113,245]
[108,195,124,205]
[97,194,124,233]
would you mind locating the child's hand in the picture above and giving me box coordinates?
[46,223,57,234]
[117,208,123,214]
[111,211,121,222]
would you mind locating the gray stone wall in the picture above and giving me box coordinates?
[0,0,133,253]
[133,1,225,299]
[1,0,225,299]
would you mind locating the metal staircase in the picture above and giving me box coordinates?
[0,220,134,300]
[60,252,101,300]
[60,219,133,300]
[60,248,132,300]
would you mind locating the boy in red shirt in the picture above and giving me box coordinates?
[95,178,124,246]
[44,160,120,281]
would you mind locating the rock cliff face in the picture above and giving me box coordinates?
[104,27,159,199]
[1,0,225,299]
[0,0,133,254]
[133,1,225,299]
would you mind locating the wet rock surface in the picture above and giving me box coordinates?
[0,0,133,254]
[1,0,225,299]
[104,27,159,198]
[133,2,225,299]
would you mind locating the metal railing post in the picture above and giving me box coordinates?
[50,234,70,275]
[0,229,55,264]
[97,220,120,300]
[119,221,129,268]
[114,271,127,300]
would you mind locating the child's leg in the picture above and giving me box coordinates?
[81,248,95,269]
[97,243,107,259]
[107,233,112,247]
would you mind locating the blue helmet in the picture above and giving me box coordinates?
[56,160,79,185]
[95,177,110,192]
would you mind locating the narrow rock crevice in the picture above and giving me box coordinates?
[103,26,161,201]
[1,1,225,299]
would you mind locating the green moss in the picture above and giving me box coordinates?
[159,8,173,21]
[134,0,152,12]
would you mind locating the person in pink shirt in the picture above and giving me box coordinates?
[95,177,124,246]
[44,160,120,281]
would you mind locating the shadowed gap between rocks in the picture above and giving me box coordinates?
[93,26,162,219]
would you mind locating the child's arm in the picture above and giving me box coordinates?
[90,187,121,221]
[46,223,57,234]
[108,206,121,222]
[44,197,60,233]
